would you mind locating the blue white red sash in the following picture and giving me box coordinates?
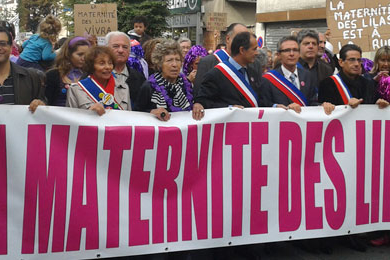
[329,74,353,105]
[213,49,230,63]
[263,70,308,106]
[215,61,259,107]
[77,75,123,110]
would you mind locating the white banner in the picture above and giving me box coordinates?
[0,105,390,259]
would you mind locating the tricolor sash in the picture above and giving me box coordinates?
[213,49,230,63]
[215,61,259,107]
[330,74,353,105]
[77,75,123,110]
[263,70,308,106]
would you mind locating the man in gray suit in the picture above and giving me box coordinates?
[260,35,334,114]
[193,23,262,96]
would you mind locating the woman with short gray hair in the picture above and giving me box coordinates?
[135,39,204,121]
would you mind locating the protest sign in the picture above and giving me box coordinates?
[326,0,390,52]
[74,3,117,37]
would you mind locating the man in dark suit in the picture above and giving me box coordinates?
[260,35,334,114]
[319,44,388,109]
[193,23,262,97]
[105,31,145,110]
[195,32,260,108]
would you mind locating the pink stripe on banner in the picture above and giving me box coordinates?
[0,125,6,255]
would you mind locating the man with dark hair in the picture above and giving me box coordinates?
[195,32,260,108]
[193,23,262,96]
[319,44,388,109]
[0,27,45,111]
[128,16,151,46]
[297,29,333,87]
[260,36,333,114]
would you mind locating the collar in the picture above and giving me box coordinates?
[228,56,245,71]
[281,65,298,79]
[299,57,318,69]
[113,65,129,77]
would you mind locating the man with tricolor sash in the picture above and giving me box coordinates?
[195,32,261,108]
[260,36,334,114]
[193,23,262,97]
[318,44,388,109]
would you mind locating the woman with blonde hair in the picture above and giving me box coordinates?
[17,15,62,71]
[45,36,90,106]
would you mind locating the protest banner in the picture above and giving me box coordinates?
[0,105,390,259]
[74,3,117,37]
[326,0,390,53]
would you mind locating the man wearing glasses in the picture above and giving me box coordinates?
[0,27,45,111]
[318,44,388,109]
[260,36,334,114]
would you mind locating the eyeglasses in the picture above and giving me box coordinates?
[344,58,362,63]
[0,41,10,48]
[279,48,299,53]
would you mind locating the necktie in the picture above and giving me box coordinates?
[239,67,248,82]
[289,73,298,89]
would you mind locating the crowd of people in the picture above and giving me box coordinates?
[1,13,390,259]
[3,15,390,119]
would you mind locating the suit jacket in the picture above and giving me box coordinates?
[195,63,261,108]
[11,62,45,105]
[125,63,146,109]
[260,66,317,107]
[318,70,377,105]
[193,53,263,97]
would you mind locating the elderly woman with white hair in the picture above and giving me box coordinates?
[135,39,204,121]
[178,37,191,57]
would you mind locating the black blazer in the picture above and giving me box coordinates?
[125,64,146,109]
[260,66,317,107]
[195,64,261,108]
[193,54,263,98]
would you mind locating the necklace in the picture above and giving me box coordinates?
[149,72,193,112]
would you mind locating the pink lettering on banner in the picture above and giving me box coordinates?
[66,126,99,251]
[226,122,249,237]
[0,125,6,255]
[182,124,211,241]
[211,123,224,238]
[129,126,154,246]
[323,120,346,230]
[152,127,182,243]
[22,125,69,254]
[250,122,268,235]
[384,121,390,222]
[371,121,381,223]
[104,126,132,248]
[279,122,302,232]
[304,122,323,230]
[356,121,369,225]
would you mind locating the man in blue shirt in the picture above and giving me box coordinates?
[195,32,261,109]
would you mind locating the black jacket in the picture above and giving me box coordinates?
[195,64,261,108]
[318,70,377,105]
[260,66,317,106]
[11,62,45,104]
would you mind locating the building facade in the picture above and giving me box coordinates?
[256,0,327,51]
[167,0,257,49]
